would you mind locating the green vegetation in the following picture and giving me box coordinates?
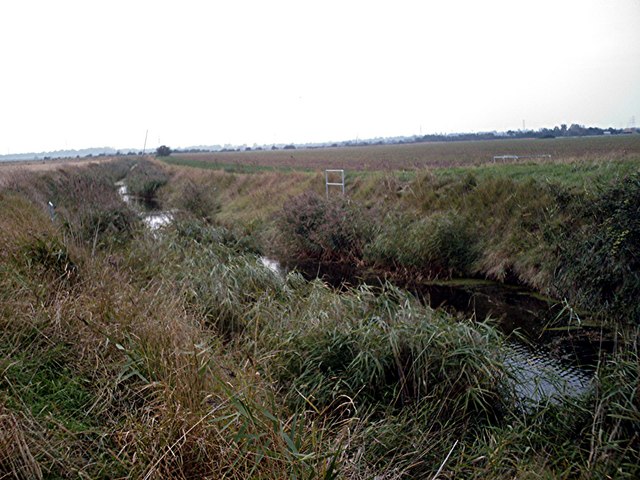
[432,156,640,188]
[1,153,639,478]
[164,155,314,174]
[126,159,170,198]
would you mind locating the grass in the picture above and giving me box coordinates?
[163,155,314,174]
[433,156,640,189]
[1,156,639,478]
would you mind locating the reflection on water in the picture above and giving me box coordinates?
[116,181,172,231]
[504,340,592,411]
[415,281,600,409]
[260,256,282,275]
[414,281,606,368]
[117,183,130,203]
[143,212,173,230]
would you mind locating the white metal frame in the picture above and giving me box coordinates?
[325,169,345,198]
[493,154,552,162]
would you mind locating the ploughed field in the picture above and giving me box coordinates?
[168,135,640,172]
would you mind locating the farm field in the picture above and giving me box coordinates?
[167,135,640,172]
[0,157,116,185]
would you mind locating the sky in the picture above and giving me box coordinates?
[1,0,639,154]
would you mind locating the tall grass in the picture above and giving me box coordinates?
[125,159,170,199]
[2,162,639,478]
[2,161,140,250]
[272,192,373,278]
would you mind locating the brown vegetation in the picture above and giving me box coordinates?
[174,136,640,171]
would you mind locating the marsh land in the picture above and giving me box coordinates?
[1,136,639,478]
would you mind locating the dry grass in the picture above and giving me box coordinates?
[0,156,124,184]
[2,157,639,478]
[0,408,43,480]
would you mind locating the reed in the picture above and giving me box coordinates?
[1,159,638,478]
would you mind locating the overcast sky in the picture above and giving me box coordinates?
[1,0,639,153]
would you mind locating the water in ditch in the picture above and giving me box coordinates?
[115,178,598,409]
[294,263,603,410]
[116,181,173,230]
[410,279,605,410]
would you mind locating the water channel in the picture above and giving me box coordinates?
[116,181,173,230]
[411,280,600,410]
[282,264,601,410]
[116,182,599,410]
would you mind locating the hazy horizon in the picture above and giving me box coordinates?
[1,0,639,155]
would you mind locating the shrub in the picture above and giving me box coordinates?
[156,145,172,157]
[554,172,640,321]
[273,192,372,276]
[125,160,170,199]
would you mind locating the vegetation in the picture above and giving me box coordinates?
[156,145,172,157]
[125,159,170,199]
[166,135,640,172]
[1,148,639,478]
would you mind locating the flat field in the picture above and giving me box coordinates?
[167,135,640,172]
[0,157,116,186]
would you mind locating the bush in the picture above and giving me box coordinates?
[554,172,640,321]
[273,192,373,277]
[156,145,172,157]
[125,160,170,199]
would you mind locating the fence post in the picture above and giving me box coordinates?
[48,201,55,221]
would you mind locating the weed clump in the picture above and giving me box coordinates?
[125,159,170,199]
[167,178,220,222]
[273,192,373,278]
[270,284,505,413]
[20,235,77,283]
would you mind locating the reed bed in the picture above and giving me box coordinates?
[0,159,638,478]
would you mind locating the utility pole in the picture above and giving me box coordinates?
[142,130,148,154]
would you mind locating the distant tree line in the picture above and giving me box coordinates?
[411,124,632,144]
